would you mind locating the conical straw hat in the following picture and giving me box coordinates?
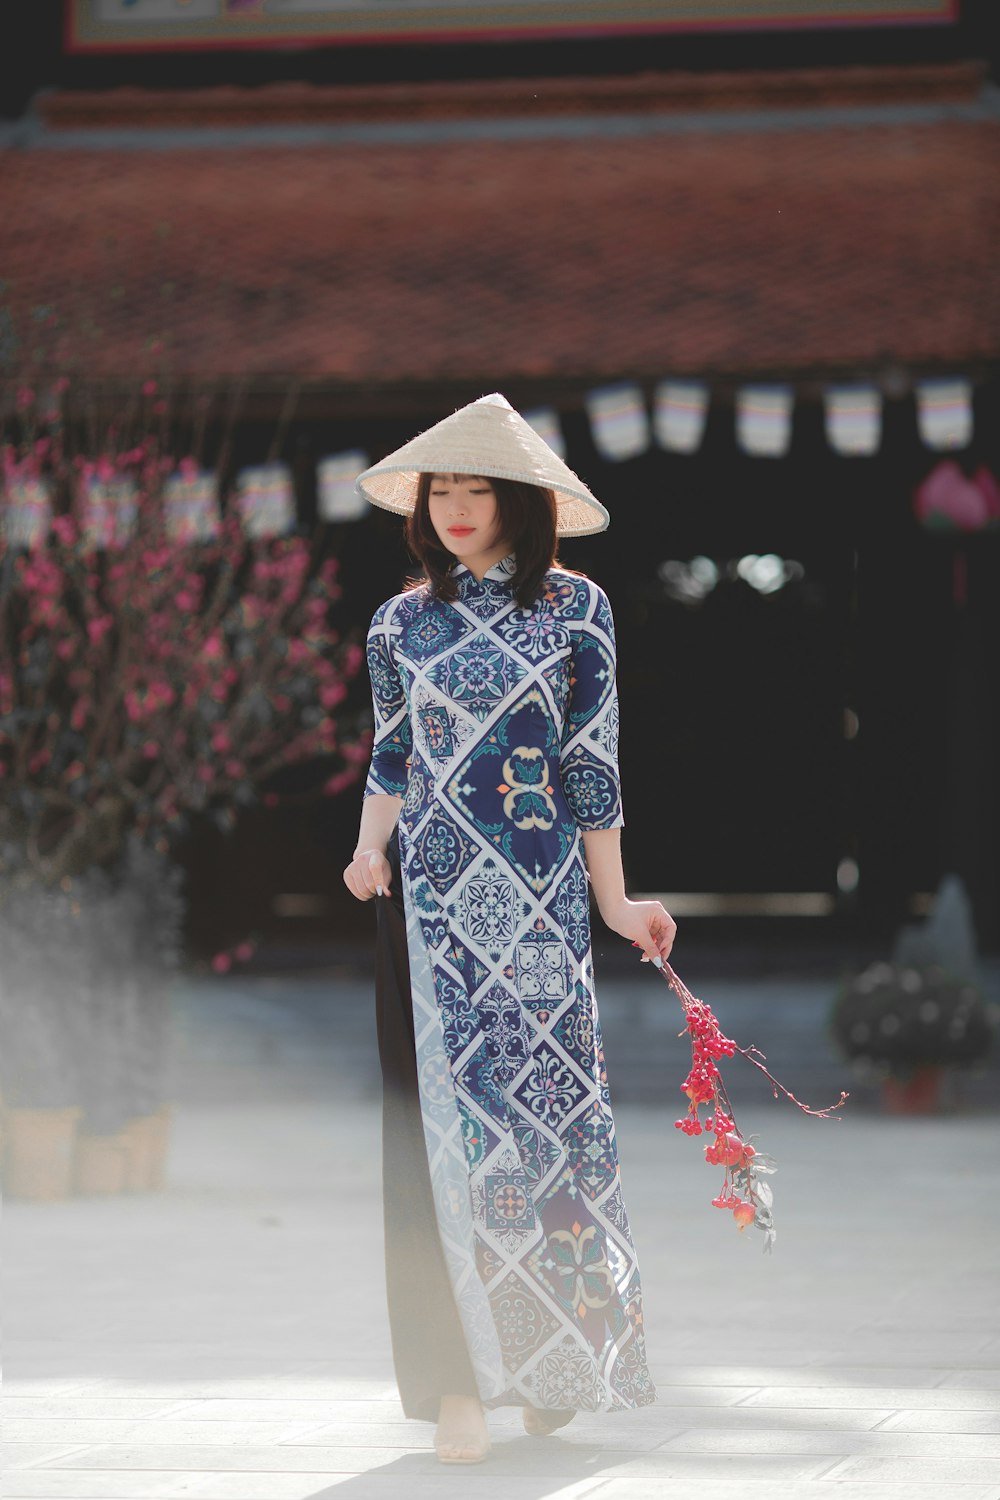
[356,393,609,537]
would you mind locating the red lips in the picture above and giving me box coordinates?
[448,527,474,535]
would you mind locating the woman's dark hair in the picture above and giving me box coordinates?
[402,472,584,608]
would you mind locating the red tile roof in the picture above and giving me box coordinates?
[3,77,998,390]
[36,62,983,128]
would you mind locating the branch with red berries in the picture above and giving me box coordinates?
[637,950,849,1253]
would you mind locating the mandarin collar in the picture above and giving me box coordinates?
[450,551,517,587]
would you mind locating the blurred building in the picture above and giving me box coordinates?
[2,3,998,954]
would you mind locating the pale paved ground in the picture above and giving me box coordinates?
[4,969,1000,1500]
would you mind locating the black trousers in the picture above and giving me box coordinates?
[374,824,480,1422]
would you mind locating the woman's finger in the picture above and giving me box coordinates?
[368,850,391,898]
[343,867,373,901]
[657,906,676,959]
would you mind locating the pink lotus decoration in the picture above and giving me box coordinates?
[913,460,1000,533]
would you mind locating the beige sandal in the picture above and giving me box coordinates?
[435,1402,491,1465]
[523,1405,576,1437]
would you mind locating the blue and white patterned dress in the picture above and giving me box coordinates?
[364,549,655,1413]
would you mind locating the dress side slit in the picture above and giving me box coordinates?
[375,823,480,1422]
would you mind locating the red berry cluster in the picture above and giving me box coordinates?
[656,959,843,1253]
[672,998,738,1134]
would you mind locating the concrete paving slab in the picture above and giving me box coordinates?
[0,1478,178,1500]
[3,1420,352,1447]
[131,1398,405,1424]
[597,1485,1000,1500]
[882,1410,1000,1434]
[492,1447,839,1479]
[1,1446,99,1473]
[658,1425,1000,1456]
[4,1400,194,1421]
[646,1362,953,1386]
[741,1385,1000,1410]
[826,1454,1000,1483]
[4,1476,612,1500]
[588,1403,895,1430]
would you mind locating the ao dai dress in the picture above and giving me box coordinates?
[364,550,655,1415]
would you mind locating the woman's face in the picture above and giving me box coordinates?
[427,473,508,564]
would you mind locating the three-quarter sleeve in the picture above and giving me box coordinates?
[559,582,625,830]
[363,599,412,799]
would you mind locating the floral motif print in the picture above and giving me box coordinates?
[548,1219,618,1313]
[516,1045,586,1129]
[364,552,653,1415]
[501,746,558,831]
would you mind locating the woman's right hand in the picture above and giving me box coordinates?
[344,846,393,901]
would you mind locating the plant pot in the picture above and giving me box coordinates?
[881,1064,946,1115]
[72,1131,131,1195]
[1,1105,82,1200]
[120,1104,172,1191]
[120,1115,149,1191]
[145,1103,172,1190]
[120,1110,168,1191]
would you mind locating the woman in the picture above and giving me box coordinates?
[343,394,676,1464]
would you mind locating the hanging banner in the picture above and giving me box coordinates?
[68,1,957,52]
[824,384,882,456]
[585,382,650,462]
[736,384,794,457]
[80,475,139,550]
[916,377,973,451]
[236,463,296,539]
[318,450,370,522]
[654,380,709,454]
[1,478,52,550]
[164,469,221,543]
[523,407,566,461]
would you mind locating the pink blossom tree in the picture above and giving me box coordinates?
[0,378,371,889]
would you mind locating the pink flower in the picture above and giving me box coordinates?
[211,731,231,754]
[211,952,232,974]
[86,616,114,647]
[51,516,77,546]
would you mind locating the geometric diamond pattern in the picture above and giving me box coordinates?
[363,549,653,1415]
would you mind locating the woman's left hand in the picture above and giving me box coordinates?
[599,897,676,967]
